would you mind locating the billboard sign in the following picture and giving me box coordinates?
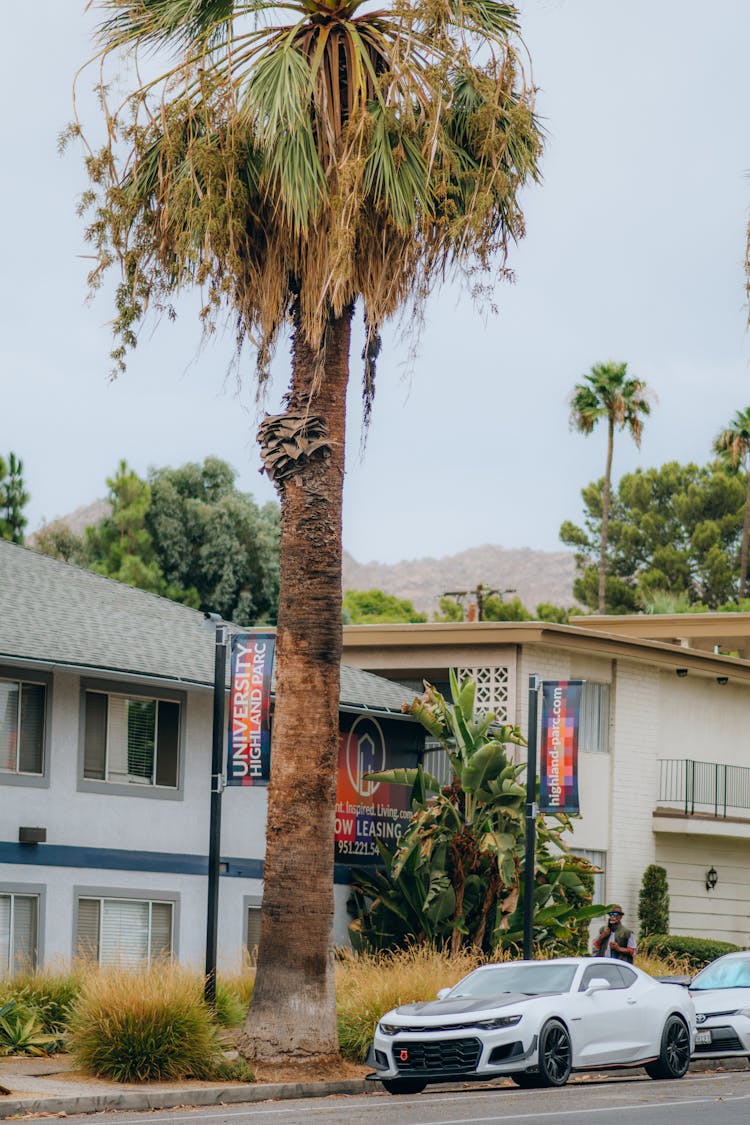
[334,714,422,865]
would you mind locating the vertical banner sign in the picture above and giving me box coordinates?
[540,680,583,814]
[226,633,275,786]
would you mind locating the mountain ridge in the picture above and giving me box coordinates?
[343,542,578,616]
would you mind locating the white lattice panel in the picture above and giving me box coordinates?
[453,666,510,722]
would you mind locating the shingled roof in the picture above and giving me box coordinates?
[0,540,416,716]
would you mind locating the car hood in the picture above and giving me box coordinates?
[691,987,750,1015]
[392,993,543,1019]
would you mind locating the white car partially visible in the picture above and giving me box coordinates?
[690,951,750,1059]
[367,957,695,1095]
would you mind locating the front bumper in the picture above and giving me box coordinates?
[367,1026,539,1082]
[692,1017,750,1058]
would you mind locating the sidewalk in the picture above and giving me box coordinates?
[0,1054,374,1119]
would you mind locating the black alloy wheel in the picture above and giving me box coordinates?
[537,1019,572,1087]
[645,1015,691,1080]
[381,1078,427,1095]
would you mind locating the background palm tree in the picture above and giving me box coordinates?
[569,362,652,614]
[79,0,542,1066]
[714,407,750,598]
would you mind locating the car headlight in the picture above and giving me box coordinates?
[734,1008,750,1019]
[475,1015,522,1029]
[378,1022,398,1036]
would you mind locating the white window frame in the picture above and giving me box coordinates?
[570,848,607,910]
[0,883,44,973]
[578,682,611,754]
[74,888,178,967]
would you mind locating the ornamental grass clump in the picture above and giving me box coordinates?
[335,944,482,1062]
[1,968,84,1034]
[67,965,223,1082]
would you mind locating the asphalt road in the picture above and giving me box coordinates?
[48,1069,750,1125]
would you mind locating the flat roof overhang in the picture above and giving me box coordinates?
[342,621,750,683]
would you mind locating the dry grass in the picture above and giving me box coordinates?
[335,945,484,1062]
[66,963,226,1082]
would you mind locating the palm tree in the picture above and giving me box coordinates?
[714,407,750,597]
[78,0,542,1066]
[569,362,652,614]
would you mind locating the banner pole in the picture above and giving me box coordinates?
[204,622,227,1007]
[523,674,540,960]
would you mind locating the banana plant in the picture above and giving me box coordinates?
[349,673,602,954]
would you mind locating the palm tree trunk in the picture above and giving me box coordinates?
[238,303,353,1066]
[598,418,615,614]
[740,473,750,599]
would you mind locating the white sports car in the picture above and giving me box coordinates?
[367,957,695,1095]
[690,950,750,1059]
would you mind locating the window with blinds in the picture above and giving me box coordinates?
[76,897,173,966]
[0,893,38,972]
[83,691,179,787]
[0,678,45,775]
[578,683,610,754]
[571,849,607,908]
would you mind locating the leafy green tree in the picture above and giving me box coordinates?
[146,458,279,625]
[350,674,600,955]
[0,453,29,543]
[714,407,750,597]
[434,595,571,623]
[85,460,191,598]
[32,524,92,567]
[77,0,542,1066]
[342,589,426,625]
[561,461,745,612]
[568,362,653,613]
[638,864,670,937]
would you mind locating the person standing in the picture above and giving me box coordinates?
[592,906,637,963]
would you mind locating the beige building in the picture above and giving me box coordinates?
[343,617,750,946]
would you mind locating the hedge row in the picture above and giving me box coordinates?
[639,933,743,972]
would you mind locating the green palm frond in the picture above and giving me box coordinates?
[242,40,326,228]
[97,0,237,51]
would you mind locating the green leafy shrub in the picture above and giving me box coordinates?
[0,1001,60,1056]
[67,966,226,1082]
[638,864,670,937]
[639,933,742,972]
[0,969,83,1034]
[213,981,246,1028]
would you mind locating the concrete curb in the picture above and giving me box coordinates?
[0,1078,375,1119]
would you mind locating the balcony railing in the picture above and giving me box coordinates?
[658,759,750,818]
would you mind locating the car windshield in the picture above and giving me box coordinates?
[448,963,577,999]
[691,958,750,991]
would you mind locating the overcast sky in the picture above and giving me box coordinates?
[2,1,749,566]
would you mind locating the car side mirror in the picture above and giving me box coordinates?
[436,988,451,1000]
[586,978,611,994]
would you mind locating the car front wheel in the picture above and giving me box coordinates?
[645,1015,691,1080]
[537,1019,572,1087]
[381,1078,427,1095]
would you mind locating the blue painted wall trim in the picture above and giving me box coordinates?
[0,842,356,884]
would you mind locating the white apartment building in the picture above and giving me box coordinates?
[343,618,750,946]
[0,541,421,975]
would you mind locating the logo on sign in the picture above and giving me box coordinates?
[345,716,386,797]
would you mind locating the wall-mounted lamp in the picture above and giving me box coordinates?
[705,866,718,892]
[675,668,688,678]
[717,676,729,686]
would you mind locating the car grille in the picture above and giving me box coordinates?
[393,1037,482,1073]
[693,1025,743,1053]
